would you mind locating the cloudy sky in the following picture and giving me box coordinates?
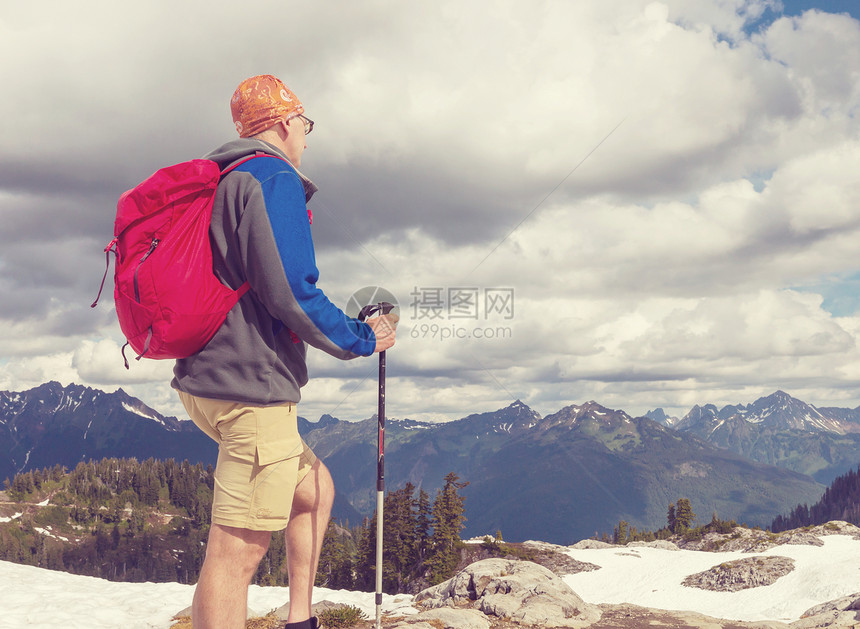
[2,0,860,423]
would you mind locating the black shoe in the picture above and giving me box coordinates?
[284,617,319,629]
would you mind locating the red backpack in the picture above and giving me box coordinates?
[92,155,264,367]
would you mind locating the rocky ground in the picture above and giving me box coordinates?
[682,555,796,592]
[672,521,860,553]
[384,522,860,628]
[172,521,860,629]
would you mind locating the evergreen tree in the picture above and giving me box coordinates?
[316,519,354,590]
[255,532,286,586]
[666,502,676,532]
[426,472,468,585]
[772,465,860,532]
[95,523,111,555]
[613,520,629,544]
[383,483,418,592]
[50,464,66,483]
[674,498,695,532]
[353,516,376,592]
[414,488,432,567]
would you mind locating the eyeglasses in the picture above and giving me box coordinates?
[297,114,314,135]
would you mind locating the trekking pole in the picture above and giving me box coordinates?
[358,301,395,629]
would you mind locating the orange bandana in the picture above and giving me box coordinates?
[230,75,304,138]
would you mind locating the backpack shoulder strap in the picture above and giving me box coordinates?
[216,154,265,301]
[219,151,291,177]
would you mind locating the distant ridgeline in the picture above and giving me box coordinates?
[0,459,472,592]
[3,382,858,543]
[770,465,860,532]
[0,381,217,484]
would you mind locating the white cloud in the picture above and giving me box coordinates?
[2,0,860,422]
[0,353,78,392]
[759,10,860,112]
[666,0,781,37]
[71,339,175,385]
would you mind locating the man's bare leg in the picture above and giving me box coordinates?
[284,459,335,624]
[193,523,271,629]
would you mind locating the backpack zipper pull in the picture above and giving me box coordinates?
[134,238,160,303]
[140,237,159,262]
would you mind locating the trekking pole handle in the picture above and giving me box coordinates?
[357,301,395,322]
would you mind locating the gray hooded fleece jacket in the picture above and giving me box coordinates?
[171,139,376,405]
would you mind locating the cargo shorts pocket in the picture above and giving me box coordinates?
[255,404,303,466]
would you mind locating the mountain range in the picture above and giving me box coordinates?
[0,381,215,483]
[647,390,860,483]
[3,382,856,543]
[301,399,823,543]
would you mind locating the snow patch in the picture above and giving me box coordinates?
[563,534,860,623]
[34,527,69,542]
[0,532,859,627]
[121,402,165,426]
[0,560,415,629]
[0,512,23,523]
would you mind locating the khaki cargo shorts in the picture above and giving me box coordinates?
[177,391,317,531]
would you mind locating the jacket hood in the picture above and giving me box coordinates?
[204,138,319,202]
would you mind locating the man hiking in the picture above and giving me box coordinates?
[172,74,397,629]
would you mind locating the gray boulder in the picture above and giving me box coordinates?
[791,592,860,628]
[682,556,796,592]
[569,539,615,549]
[416,558,601,628]
[409,607,492,629]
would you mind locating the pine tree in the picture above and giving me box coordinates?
[353,516,376,592]
[426,472,469,585]
[674,498,695,532]
[316,519,354,590]
[666,502,676,532]
[414,488,432,566]
[255,532,286,586]
[613,520,629,544]
[771,464,860,532]
[383,483,419,592]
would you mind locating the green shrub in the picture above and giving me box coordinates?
[682,527,703,542]
[317,606,367,629]
[34,506,69,529]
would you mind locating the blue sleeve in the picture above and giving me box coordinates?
[243,159,376,358]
